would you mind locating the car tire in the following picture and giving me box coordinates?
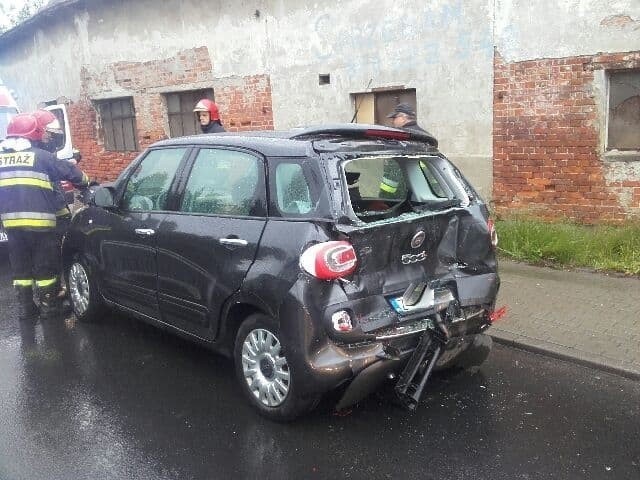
[67,255,106,322]
[234,313,319,422]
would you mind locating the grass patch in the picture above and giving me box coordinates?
[495,218,640,276]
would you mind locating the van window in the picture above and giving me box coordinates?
[0,106,18,140]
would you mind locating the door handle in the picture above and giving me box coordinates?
[219,238,248,247]
[134,228,155,236]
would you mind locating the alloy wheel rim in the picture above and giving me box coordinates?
[69,262,90,315]
[241,328,290,407]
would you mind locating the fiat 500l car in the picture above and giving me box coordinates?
[63,124,502,421]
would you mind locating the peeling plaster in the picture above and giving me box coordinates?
[495,1,640,62]
[600,14,637,28]
[604,161,640,183]
[600,145,639,212]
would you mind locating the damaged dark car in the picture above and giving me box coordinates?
[63,124,502,421]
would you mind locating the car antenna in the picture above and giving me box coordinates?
[350,79,373,123]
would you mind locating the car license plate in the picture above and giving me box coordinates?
[389,297,408,313]
[0,230,7,242]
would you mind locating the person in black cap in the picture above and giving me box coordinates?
[378,103,434,199]
[386,102,432,136]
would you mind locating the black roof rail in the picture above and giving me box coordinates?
[288,123,438,148]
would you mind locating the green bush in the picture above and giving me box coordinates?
[496,218,640,276]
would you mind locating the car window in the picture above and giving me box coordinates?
[343,155,460,222]
[122,148,187,211]
[180,148,264,216]
[420,161,449,198]
[275,163,312,214]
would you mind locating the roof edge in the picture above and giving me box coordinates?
[0,0,84,49]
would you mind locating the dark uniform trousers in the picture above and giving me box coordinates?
[7,228,60,296]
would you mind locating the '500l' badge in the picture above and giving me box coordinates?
[401,251,427,265]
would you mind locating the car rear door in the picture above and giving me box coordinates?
[98,147,189,319]
[155,147,267,340]
[336,153,497,316]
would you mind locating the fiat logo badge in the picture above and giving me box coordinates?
[410,231,425,249]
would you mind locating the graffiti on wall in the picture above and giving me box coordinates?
[310,0,493,76]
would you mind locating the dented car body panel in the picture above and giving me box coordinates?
[63,124,500,417]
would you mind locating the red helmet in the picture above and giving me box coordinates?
[6,113,44,142]
[34,109,63,134]
[193,99,220,121]
[32,109,59,130]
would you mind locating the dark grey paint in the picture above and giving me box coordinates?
[62,129,500,412]
[98,210,165,319]
[157,213,266,339]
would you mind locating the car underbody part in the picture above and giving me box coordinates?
[394,312,448,410]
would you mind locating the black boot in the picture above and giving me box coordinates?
[16,287,39,321]
[39,284,64,319]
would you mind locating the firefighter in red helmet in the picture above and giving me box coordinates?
[32,110,74,220]
[0,113,89,321]
[193,98,225,133]
[33,109,85,302]
[32,109,64,153]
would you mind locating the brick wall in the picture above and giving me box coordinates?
[216,75,274,132]
[68,100,135,182]
[493,51,640,223]
[68,46,273,182]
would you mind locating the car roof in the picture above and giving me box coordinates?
[152,132,309,156]
[150,123,438,157]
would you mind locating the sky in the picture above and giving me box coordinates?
[0,0,50,30]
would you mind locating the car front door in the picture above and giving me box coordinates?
[98,147,189,319]
[156,147,267,340]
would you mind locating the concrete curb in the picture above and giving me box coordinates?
[490,331,640,381]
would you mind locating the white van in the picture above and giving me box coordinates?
[0,83,20,141]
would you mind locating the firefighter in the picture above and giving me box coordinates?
[32,110,73,218]
[193,99,225,133]
[32,109,75,300]
[379,104,436,199]
[378,104,422,199]
[0,113,89,320]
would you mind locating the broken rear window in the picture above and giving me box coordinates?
[342,155,469,223]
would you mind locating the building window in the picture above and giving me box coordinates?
[607,70,640,151]
[97,98,138,152]
[351,88,416,126]
[166,89,214,137]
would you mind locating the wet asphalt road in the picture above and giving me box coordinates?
[0,251,639,480]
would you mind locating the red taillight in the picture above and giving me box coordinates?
[487,219,498,248]
[364,129,410,140]
[489,305,507,323]
[300,241,358,280]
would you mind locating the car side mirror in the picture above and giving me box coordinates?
[72,150,82,163]
[93,186,116,209]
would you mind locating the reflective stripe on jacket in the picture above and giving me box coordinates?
[0,143,89,231]
[0,211,57,228]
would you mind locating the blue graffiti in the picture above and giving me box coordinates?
[310,0,494,75]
